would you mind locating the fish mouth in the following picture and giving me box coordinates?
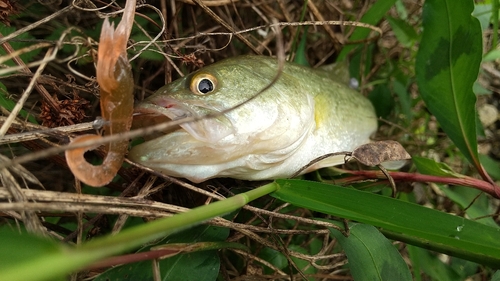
[133,96,235,143]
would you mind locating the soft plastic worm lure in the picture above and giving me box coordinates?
[65,0,135,187]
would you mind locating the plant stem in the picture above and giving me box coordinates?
[337,170,499,198]
[492,0,499,49]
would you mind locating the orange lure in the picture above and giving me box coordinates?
[65,0,135,187]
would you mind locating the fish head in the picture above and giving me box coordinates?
[133,57,282,143]
[134,71,232,143]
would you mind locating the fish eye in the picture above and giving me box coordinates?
[190,73,217,95]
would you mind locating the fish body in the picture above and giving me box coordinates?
[129,56,377,182]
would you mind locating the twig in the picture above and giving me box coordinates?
[306,0,343,50]
[0,34,61,112]
[290,152,349,178]
[337,170,500,199]
[376,164,396,198]
[192,0,261,54]
[0,6,72,45]
[0,121,96,145]
[0,48,54,137]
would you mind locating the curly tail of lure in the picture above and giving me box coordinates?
[65,0,135,187]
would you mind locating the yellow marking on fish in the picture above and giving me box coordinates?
[314,95,330,128]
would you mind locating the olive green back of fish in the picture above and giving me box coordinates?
[232,56,377,150]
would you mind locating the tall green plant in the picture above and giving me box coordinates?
[416,0,488,180]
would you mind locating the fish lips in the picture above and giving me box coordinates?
[133,96,235,143]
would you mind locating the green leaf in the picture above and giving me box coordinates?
[258,247,287,274]
[368,84,394,119]
[395,0,408,20]
[414,156,498,228]
[473,81,491,96]
[337,0,397,61]
[492,270,500,281]
[406,245,422,281]
[386,16,418,47]
[479,154,500,180]
[293,26,310,67]
[392,79,412,122]
[400,194,479,281]
[0,228,61,268]
[0,82,38,124]
[439,185,498,228]
[449,258,480,280]
[0,228,66,281]
[408,246,461,281]
[0,26,42,67]
[329,222,412,281]
[483,49,500,62]
[270,179,500,267]
[95,225,227,281]
[95,251,219,281]
[349,43,374,80]
[412,156,463,178]
[287,244,317,278]
[415,0,483,171]
[473,3,493,31]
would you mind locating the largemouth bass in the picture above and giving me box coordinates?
[129,56,377,182]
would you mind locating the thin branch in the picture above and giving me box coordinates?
[0,48,54,137]
[337,170,500,199]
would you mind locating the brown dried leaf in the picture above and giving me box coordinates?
[180,53,205,68]
[351,140,411,166]
[0,0,18,26]
[40,94,90,127]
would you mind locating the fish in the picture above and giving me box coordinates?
[128,55,378,183]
